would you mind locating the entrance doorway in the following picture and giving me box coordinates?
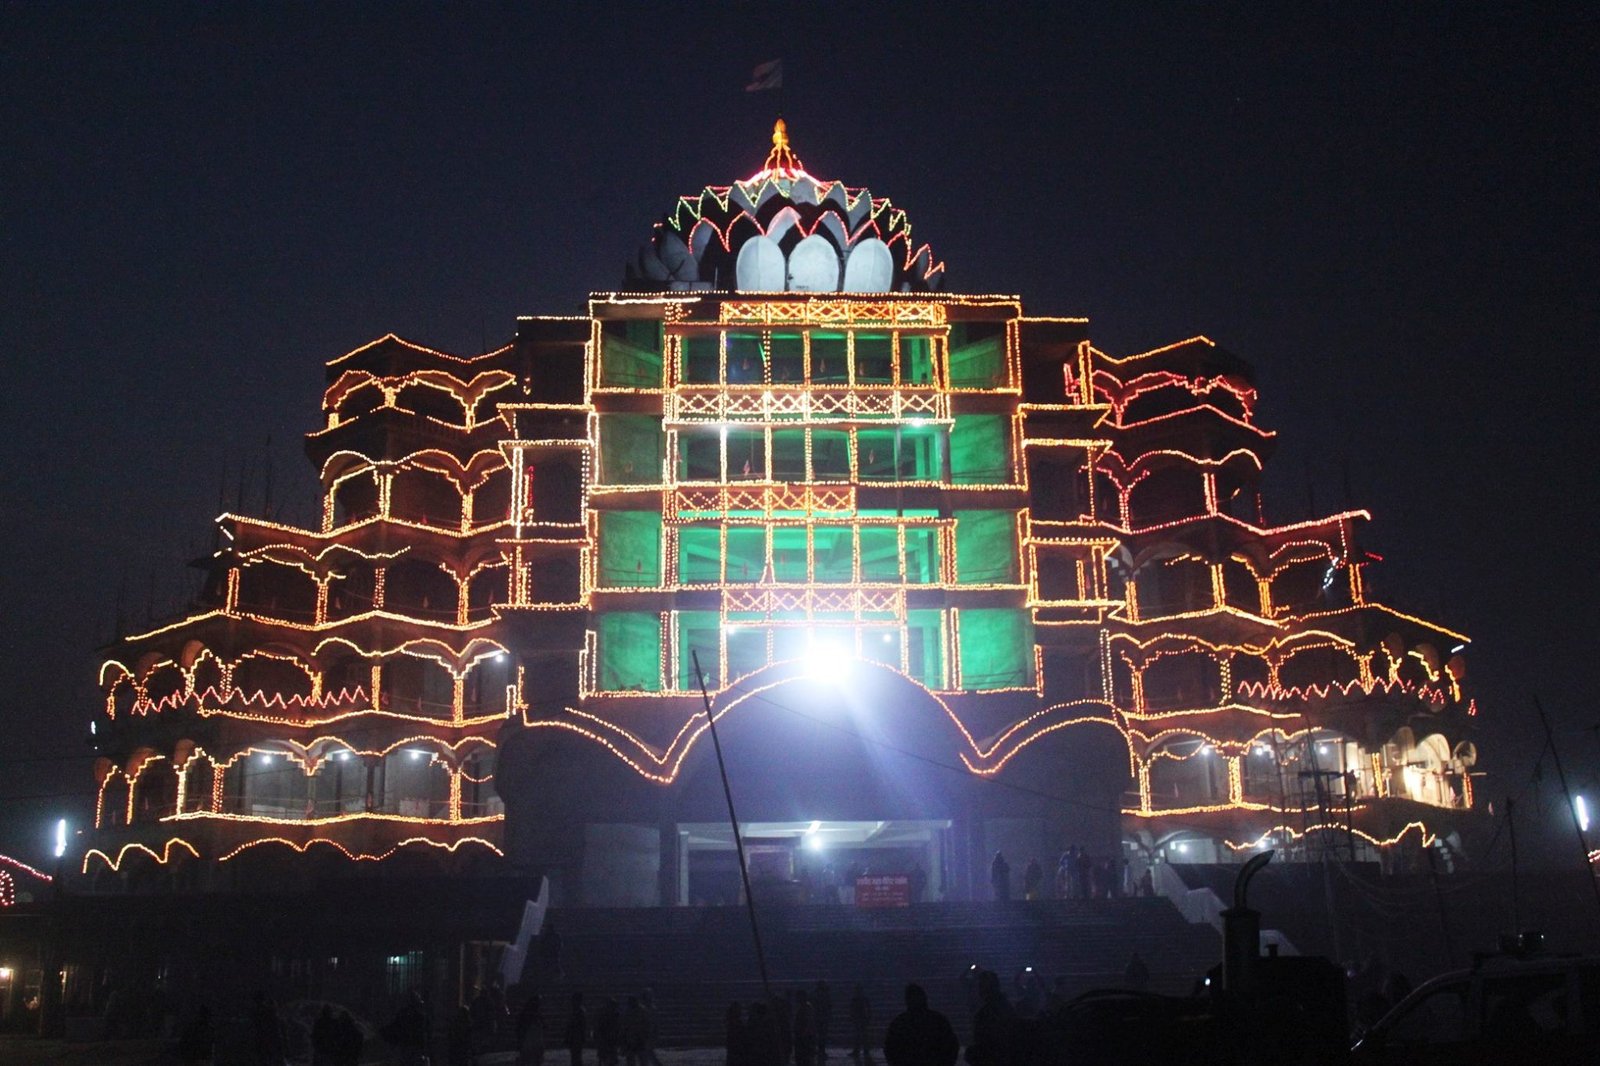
[676,819,951,906]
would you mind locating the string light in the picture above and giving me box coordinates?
[88,261,1479,873]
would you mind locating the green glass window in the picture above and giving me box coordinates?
[678,427,721,481]
[811,430,851,480]
[772,527,808,582]
[771,430,806,480]
[678,527,722,585]
[947,322,1007,388]
[812,526,855,583]
[949,415,1010,484]
[726,332,764,384]
[597,612,661,691]
[772,627,810,664]
[954,510,1019,585]
[903,527,940,584]
[725,627,767,680]
[727,429,766,481]
[958,608,1034,690]
[770,331,805,384]
[597,511,662,587]
[901,334,935,385]
[810,331,848,383]
[853,332,893,384]
[681,332,720,384]
[898,425,943,480]
[725,527,766,583]
[600,319,664,388]
[857,428,897,480]
[676,611,721,690]
[863,628,902,669]
[858,526,901,582]
[907,609,946,689]
[598,414,664,485]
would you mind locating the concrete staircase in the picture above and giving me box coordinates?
[525,898,1220,1045]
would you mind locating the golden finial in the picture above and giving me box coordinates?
[763,117,803,174]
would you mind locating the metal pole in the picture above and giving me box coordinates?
[1507,796,1520,935]
[692,650,772,1000]
[1532,695,1600,927]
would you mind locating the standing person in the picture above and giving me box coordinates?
[774,992,794,1066]
[448,1005,476,1066]
[311,1005,338,1066]
[620,995,646,1066]
[1063,847,1081,900]
[989,851,1010,902]
[847,984,871,1064]
[333,1009,364,1066]
[594,998,621,1066]
[638,989,663,1066]
[908,863,928,904]
[517,993,547,1066]
[747,1001,780,1066]
[540,919,565,980]
[1074,848,1092,901]
[725,1001,747,1066]
[792,989,817,1066]
[882,984,959,1066]
[1054,852,1070,900]
[1022,858,1043,901]
[965,971,1015,1066]
[249,992,284,1066]
[812,981,833,1061]
[1122,953,1150,992]
[382,991,432,1066]
[565,992,589,1066]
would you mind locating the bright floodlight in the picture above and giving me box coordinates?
[53,817,67,859]
[804,831,825,851]
[804,637,852,678]
[1578,795,1591,833]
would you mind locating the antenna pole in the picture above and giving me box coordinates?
[1532,695,1600,926]
[692,650,772,1002]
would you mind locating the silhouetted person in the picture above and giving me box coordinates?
[594,998,621,1066]
[333,1009,363,1066]
[565,992,589,1066]
[726,1001,747,1066]
[848,984,872,1063]
[382,990,431,1066]
[793,989,818,1066]
[448,1005,476,1066]
[813,981,833,1060]
[312,1005,338,1066]
[174,1004,213,1065]
[1074,848,1092,900]
[620,995,647,1066]
[540,918,565,979]
[965,970,1016,1066]
[883,984,959,1066]
[639,988,663,1066]
[517,993,546,1066]
[748,1000,782,1066]
[909,863,928,904]
[989,851,1010,902]
[250,992,284,1066]
[1137,867,1154,897]
[1022,858,1043,901]
[1123,952,1150,992]
[775,992,794,1066]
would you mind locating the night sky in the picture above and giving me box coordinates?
[2,4,1595,865]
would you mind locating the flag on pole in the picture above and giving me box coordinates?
[745,59,783,92]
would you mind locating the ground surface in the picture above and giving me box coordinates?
[0,1037,789,1065]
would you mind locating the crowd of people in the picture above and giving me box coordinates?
[988,849,1155,902]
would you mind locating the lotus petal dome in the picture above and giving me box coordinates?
[626,120,944,294]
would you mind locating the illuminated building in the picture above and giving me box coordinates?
[83,122,1480,902]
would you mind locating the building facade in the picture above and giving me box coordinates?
[83,125,1481,903]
